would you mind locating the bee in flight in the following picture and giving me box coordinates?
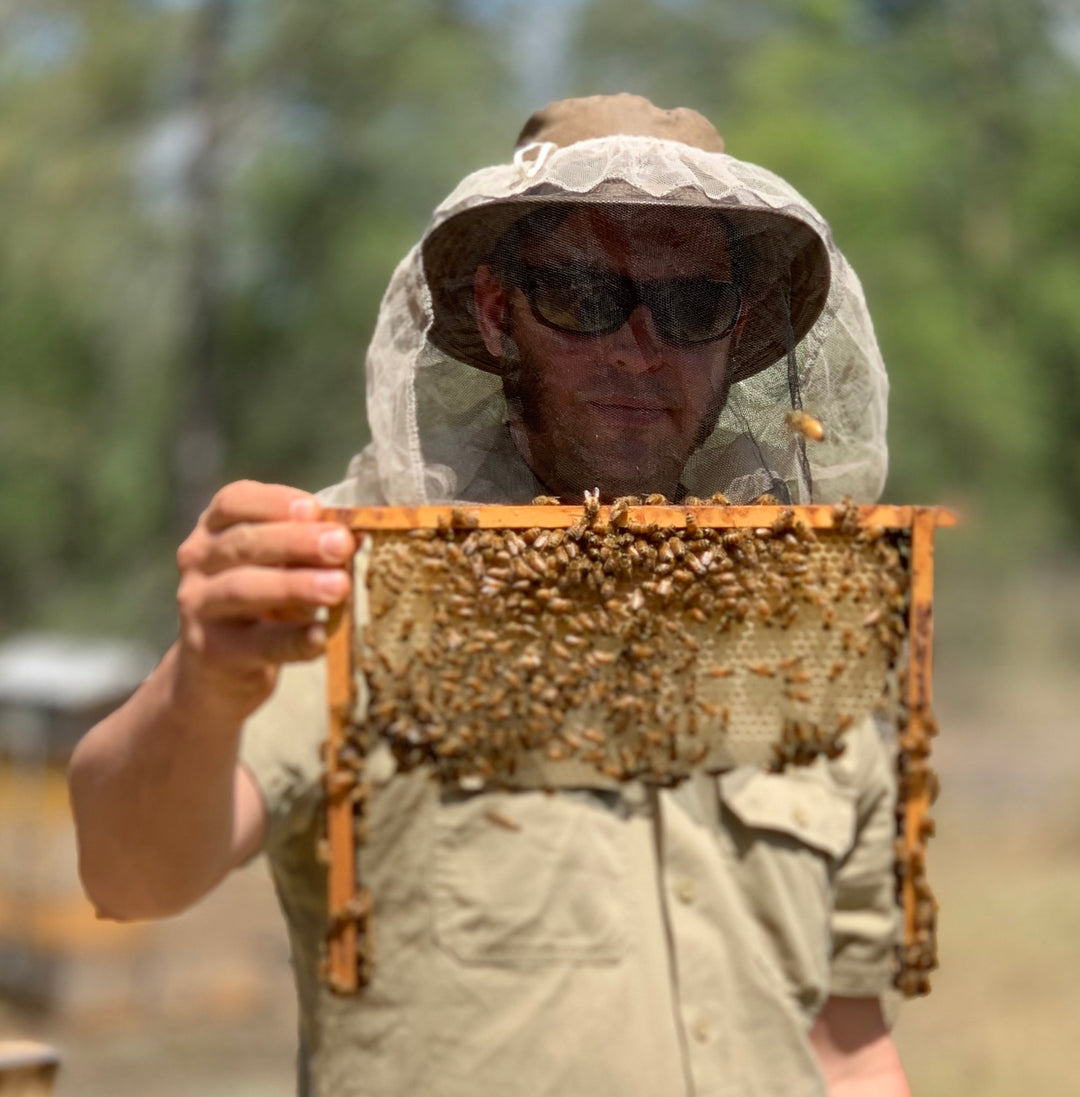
[785,410,826,442]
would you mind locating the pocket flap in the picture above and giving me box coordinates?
[718,769,856,860]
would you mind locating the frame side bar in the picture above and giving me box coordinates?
[897,508,939,995]
[324,595,359,994]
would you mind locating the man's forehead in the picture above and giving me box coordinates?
[520,204,732,271]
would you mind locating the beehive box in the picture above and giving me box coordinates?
[320,500,953,999]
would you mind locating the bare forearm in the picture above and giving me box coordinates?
[819,1053,910,1097]
[810,996,911,1097]
[69,642,258,920]
[69,482,351,921]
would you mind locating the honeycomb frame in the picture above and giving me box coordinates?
[320,502,954,998]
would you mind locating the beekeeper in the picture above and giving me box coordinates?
[70,95,908,1096]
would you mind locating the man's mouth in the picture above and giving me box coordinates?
[586,400,671,426]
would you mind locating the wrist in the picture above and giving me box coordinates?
[167,641,277,731]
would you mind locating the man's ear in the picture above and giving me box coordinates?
[474,264,510,358]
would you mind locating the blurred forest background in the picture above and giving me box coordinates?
[2,0,1080,645]
[1,1,1079,1095]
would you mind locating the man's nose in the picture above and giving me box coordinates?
[604,303,664,374]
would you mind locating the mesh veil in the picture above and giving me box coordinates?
[333,136,888,508]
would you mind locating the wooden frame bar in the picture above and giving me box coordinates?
[896,508,942,993]
[323,594,359,994]
[326,503,956,533]
[321,503,955,995]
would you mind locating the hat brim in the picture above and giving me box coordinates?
[421,185,831,385]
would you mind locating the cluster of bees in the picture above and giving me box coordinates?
[893,696,940,996]
[357,498,909,785]
[326,494,939,997]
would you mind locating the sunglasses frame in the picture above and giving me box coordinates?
[509,262,744,348]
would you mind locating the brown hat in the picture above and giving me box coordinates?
[421,94,831,384]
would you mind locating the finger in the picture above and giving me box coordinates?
[201,619,330,667]
[202,481,321,534]
[200,521,355,576]
[181,566,350,623]
[264,603,329,625]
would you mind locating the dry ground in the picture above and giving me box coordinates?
[3,628,1078,1095]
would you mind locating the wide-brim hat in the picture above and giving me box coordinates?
[421,94,832,386]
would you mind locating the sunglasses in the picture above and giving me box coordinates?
[509,263,743,347]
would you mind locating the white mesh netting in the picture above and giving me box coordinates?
[334,134,888,510]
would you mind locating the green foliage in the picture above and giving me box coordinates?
[570,0,1080,564]
[0,0,514,642]
[2,0,1078,642]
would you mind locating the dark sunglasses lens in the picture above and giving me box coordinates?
[657,279,742,344]
[527,269,625,335]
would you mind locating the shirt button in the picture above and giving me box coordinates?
[691,1017,710,1043]
[676,879,696,904]
[792,806,809,828]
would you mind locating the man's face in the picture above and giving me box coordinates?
[475,206,739,502]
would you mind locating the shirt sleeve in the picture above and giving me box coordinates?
[827,715,900,997]
[239,657,328,856]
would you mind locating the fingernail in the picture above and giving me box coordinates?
[290,498,319,520]
[306,623,327,648]
[319,529,352,562]
[315,571,347,600]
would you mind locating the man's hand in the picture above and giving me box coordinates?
[70,480,355,922]
[174,480,355,720]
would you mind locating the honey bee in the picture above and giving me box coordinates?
[825,736,846,760]
[784,410,826,442]
[326,770,357,796]
[644,493,668,505]
[531,495,562,506]
[608,497,632,527]
[483,809,521,831]
[748,662,776,678]
[450,507,480,529]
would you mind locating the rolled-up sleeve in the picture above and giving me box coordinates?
[239,658,328,855]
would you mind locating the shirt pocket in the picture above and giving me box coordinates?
[717,769,857,862]
[433,790,629,966]
[716,769,858,1011]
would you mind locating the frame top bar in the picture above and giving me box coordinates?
[325,503,958,532]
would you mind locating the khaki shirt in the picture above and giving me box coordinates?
[241,654,898,1097]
